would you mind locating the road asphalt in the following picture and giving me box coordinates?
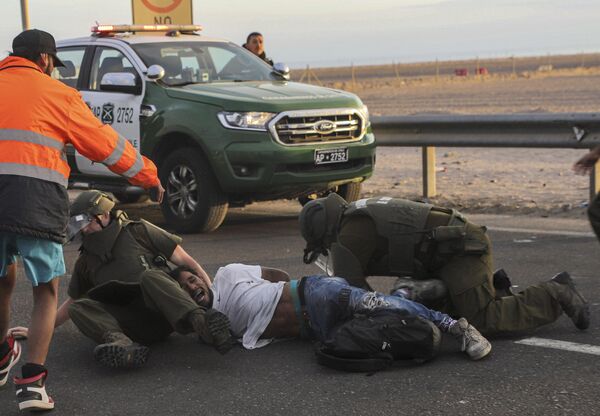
[1,201,598,415]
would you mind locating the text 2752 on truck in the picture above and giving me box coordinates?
[55,24,376,232]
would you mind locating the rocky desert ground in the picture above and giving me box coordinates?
[291,54,600,219]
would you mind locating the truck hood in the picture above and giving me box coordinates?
[164,81,363,111]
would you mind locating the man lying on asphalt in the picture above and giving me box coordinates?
[169,263,492,360]
[50,191,232,368]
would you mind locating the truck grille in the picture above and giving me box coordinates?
[268,109,366,146]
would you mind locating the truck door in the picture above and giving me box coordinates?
[78,46,144,176]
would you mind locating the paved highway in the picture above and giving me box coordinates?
[1,201,598,415]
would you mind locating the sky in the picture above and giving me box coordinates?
[1,0,599,68]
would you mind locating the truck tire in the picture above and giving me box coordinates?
[338,182,362,202]
[298,182,362,206]
[159,148,228,233]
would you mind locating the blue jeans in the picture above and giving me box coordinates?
[303,275,455,342]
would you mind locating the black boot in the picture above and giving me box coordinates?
[493,268,515,298]
[189,309,233,354]
[93,332,149,368]
[391,277,448,303]
[548,272,590,330]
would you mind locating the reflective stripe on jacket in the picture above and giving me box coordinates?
[0,56,159,242]
[0,56,159,188]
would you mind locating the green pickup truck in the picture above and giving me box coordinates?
[55,24,375,232]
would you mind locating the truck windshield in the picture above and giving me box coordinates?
[132,41,278,85]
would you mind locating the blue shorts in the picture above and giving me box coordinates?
[0,232,65,286]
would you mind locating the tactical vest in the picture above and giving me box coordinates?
[79,212,170,297]
[337,197,433,277]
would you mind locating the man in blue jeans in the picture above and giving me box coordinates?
[170,263,492,360]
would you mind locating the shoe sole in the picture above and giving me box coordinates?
[93,344,149,368]
[552,272,590,330]
[573,304,591,330]
[18,399,55,411]
[0,341,21,387]
[469,342,492,360]
[565,283,590,330]
[206,311,233,355]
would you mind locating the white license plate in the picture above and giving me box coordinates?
[314,148,349,165]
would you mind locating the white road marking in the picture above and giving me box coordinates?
[515,337,600,356]
[488,226,594,237]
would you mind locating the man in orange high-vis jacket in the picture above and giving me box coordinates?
[0,29,163,412]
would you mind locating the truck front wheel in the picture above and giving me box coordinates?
[159,148,228,233]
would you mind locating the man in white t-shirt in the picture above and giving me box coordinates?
[169,263,492,360]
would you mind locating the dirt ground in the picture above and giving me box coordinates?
[356,70,600,116]
[302,61,600,219]
[362,147,591,219]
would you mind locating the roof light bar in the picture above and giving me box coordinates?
[91,24,202,34]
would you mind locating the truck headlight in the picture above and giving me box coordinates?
[217,111,276,131]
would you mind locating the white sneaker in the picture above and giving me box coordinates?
[449,318,492,360]
[15,370,55,411]
[0,335,21,387]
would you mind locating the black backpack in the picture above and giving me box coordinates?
[315,310,441,372]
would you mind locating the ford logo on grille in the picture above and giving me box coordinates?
[314,120,336,134]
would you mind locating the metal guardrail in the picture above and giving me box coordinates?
[370,112,600,200]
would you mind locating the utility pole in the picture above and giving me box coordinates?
[393,61,400,80]
[20,0,30,30]
[512,56,516,77]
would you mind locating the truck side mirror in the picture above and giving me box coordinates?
[273,62,290,80]
[146,64,166,81]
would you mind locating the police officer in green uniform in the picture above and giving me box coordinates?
[573,145,600,242]
[56,191,232,368]
[299,194,590,335]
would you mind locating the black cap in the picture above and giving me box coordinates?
[12,29,65,67]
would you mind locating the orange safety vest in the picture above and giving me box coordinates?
[0,56,159,189]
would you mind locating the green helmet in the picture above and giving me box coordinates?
[70,190,115,217]
[299,193,348,264]
[67,191,115,240]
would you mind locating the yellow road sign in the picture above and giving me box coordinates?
[132,0,193,25]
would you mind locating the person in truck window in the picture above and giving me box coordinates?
[243,32,274,66]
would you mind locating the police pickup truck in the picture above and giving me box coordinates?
[55,24,375,232]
